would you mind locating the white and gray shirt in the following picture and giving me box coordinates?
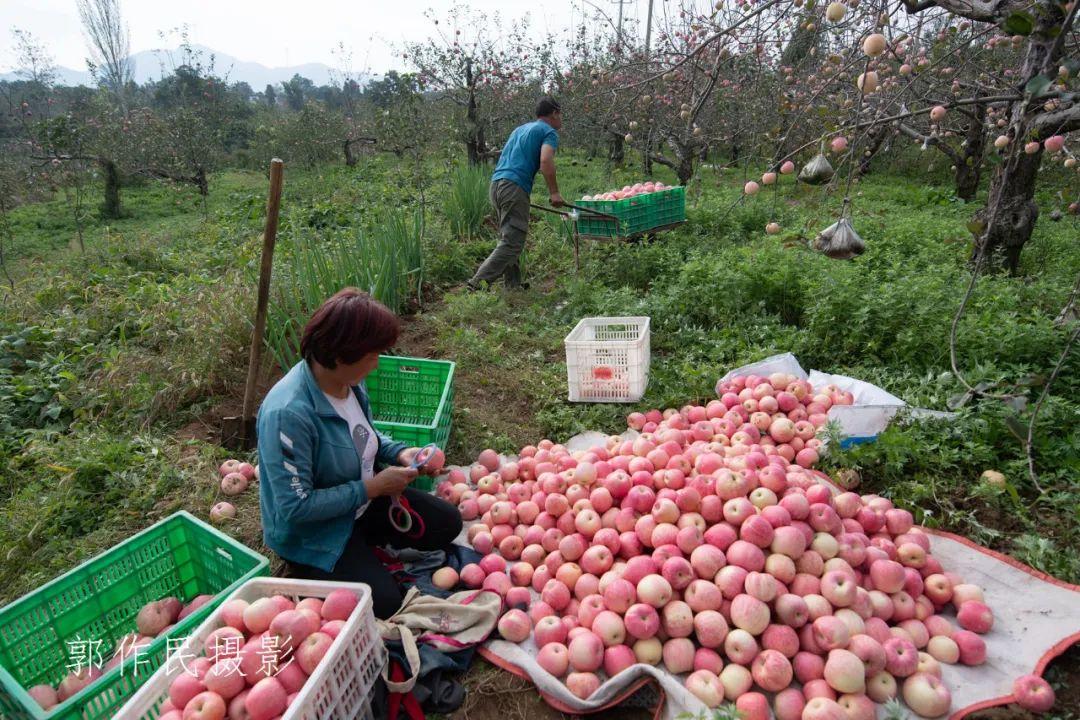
[323,390,378,518]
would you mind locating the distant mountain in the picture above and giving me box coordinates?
[0,65,95,86]
[0,44,355,88]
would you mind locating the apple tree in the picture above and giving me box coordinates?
[405,5,549,165]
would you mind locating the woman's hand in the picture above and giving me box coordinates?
[397,446,442,474]
[397,447,419,467]
[364,466,418,499]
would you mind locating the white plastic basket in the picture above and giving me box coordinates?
[115,578,386,720]
[564,316,651,403]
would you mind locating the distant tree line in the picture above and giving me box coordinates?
[1,0,1076,275]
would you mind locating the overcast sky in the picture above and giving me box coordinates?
[0,0,654,75]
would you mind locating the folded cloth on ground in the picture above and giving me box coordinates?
[396,544,482,598]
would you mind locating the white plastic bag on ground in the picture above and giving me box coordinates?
[717,352,808,385]
[808,367,904,443]
[715,352,950,446]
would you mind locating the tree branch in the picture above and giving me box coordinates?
[896,123,961,162]
[1034,102,1080,135]
[30,153,101,164]
[1046,0,1079,68]
[1026,317,1080,492]
[648,153,678,171]
[777,94,1024,164]
[904,0,1016,23]
[135,167,202,186]
[902,0,941,12]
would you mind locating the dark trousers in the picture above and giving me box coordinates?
[471,179,530,287]
[287,488,463,619]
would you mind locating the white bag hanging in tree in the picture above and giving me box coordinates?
[815,216,866,259]
[798,143,835,185]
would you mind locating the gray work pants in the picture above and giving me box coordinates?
[471,179,530,287]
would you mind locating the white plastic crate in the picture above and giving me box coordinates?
[564,316,651,403]
[115,578,385,720]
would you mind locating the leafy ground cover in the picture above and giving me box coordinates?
[1,151,1077,717]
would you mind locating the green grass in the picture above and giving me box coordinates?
[265,207,424,371]
[1,148,1078,615]
[444,162,492,240]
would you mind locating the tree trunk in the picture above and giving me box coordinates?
[344,136,376,166]
[642,126,654,175]
[74,201,85,253]
[464,60,487,166]
[100,158,121,219]
[954,104,987,201]
[465,131,484,165]
[0,238,12,291]
[608,131,624,164]
[196,167,209,197]
[0,198,14,291]
[676,147,694,185]
[972,23,1058,272]
[954,161,980,202]
[974,149,1041,273]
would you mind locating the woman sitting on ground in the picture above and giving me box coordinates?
[256,287,462,618]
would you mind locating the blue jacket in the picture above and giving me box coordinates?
[256,360,408,572]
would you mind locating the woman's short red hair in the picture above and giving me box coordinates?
[300,288,400,368]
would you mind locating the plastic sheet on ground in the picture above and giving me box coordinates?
[716,352,954,445]
[443,432,1080,720]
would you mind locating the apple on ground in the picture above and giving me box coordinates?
[1012,674,1055,713]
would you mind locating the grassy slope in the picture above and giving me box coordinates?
[1,150,1078,710]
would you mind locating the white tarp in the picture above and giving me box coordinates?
[475,526,1080,719]
[449,431,1080,719]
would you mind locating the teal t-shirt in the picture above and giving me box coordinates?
[491,120,559,194]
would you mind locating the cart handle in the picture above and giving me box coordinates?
[530,203,620,222]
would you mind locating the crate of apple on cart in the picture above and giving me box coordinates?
[575,183,686,240]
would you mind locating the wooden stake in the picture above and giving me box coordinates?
[574,222,581,273]
[223,158,284,449]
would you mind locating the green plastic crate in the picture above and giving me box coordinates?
[576,187,686,238]
[0,512,269,720]
[367,355,455,492]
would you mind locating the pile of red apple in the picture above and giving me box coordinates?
[581,181,672,201]
[27,594,216,711]
[431,372,1055,718]
[211,459,260,525]
[145,589,360,720]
